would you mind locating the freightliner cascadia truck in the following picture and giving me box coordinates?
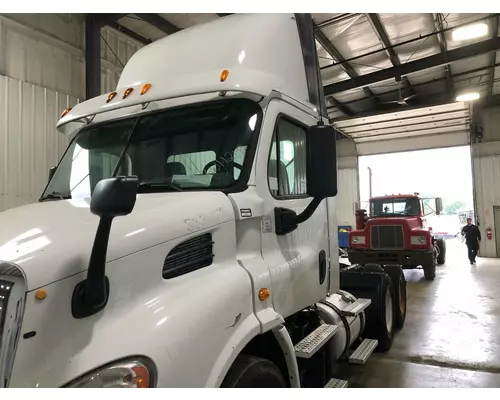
[0,13,406,388]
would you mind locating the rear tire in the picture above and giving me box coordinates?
[436,239,446,265]
[363,274,395,352]
[221,354,287,388]
[383,265,407,330]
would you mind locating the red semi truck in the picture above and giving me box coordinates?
[347,194,446,280]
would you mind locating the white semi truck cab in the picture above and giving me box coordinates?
[0,14,406,388]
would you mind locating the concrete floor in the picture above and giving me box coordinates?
[340,239,500,388]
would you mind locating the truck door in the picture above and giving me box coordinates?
[255,99,329,318]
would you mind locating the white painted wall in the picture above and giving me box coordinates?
[0,14,143,211]
[472,106,500,258]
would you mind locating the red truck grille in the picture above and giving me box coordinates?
[371,225,404,249]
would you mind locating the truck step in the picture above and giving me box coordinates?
[324,378,348,388]
[348,338,378,364]
[294,323,338,359]
[340,298,371,317]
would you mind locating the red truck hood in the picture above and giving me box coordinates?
[365,216,424,230]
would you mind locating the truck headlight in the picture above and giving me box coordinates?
[351,236,365,244]
[64,358,156,388]
[411,236,427,245]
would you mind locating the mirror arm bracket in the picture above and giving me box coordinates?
[275,197,323,235]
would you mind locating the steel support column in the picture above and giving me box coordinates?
[85,18,101,100]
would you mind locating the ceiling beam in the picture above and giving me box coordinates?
[327,61,500,110]
[87,14,127,27]
[433,13,455,102]
[135,14,180,35]
[108,21,152,45]
[488,15,499,98]
[365,13,416,98]
[324,35,500,95]
[314,21,378,108]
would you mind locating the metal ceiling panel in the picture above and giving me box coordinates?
[452,55,490,74]
[334,90,369,103]
[117,15,166,41]
[322,14,384,66]
[158,13,219,29]
[380,13,439,63]
[321,65,350,86]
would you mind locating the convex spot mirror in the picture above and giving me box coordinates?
[306,124,337,199]
[91,176,139,218]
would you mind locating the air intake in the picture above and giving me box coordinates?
[163,233,214,279]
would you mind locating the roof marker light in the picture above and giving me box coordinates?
[123,87,134,99]
[220,69,230,82]
[60,107,72,118]
[106,92,117,103]
[141,83,152,95]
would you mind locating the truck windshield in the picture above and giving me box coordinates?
[370,197,421,217]
[42,99,261,199]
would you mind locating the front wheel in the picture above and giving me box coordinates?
[221,354,287,388]
[423,263,436,280]
[436,239,446,265]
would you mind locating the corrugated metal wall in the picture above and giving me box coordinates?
[0,76,79,211]
[471,106,500,258]
[473,155,500,258]
[0,14,143,211]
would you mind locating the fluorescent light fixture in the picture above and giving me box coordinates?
[452,23,488,41]
[456,92,480,102]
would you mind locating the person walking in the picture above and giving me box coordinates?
[461,218,481,264]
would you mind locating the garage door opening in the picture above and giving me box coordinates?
[358,145,474,239]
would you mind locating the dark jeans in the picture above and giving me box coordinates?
[467,242,479,263]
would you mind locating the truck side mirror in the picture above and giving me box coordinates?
[275,123,338,236]
[91,176,139,217]
[48,166,57,183]
[72,176,138,319]
[435,197,443,215]
[306,123,337,198]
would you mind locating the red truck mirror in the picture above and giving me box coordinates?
[435,197,443,215]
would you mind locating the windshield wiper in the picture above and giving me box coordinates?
[138,182,183,192]
[39,191,72,202]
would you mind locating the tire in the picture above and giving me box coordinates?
[423,263,436,280]
[436,238,446,265]
[362,263,384,273]
[383,265,407,330]
[363,274,395,352]
[221,354,287,388]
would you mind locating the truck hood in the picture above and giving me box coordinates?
[0,192,235,290]
[367,216,423,230]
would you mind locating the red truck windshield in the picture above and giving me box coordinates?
[370,197,421,217]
